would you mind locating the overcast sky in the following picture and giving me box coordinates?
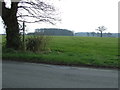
[0,0,119,34]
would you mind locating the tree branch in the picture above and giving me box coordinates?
[17,0,60,24]
[18,19,55,25]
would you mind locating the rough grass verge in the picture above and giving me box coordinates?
[2,36,119,69]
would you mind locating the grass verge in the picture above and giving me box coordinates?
[2,36,119,69]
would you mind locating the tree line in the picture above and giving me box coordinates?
[86,32,112,37]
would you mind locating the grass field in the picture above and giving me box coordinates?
[2,36,119,68]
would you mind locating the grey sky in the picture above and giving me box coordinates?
[0,0,119,34]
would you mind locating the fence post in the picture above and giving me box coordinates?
[23,21,25,50]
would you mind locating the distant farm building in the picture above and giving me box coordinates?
[33,28,74,36]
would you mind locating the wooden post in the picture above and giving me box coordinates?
[23,21,25,50]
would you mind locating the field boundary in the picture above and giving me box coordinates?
[2,59,119,70]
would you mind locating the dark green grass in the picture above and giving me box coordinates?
[2,36,119,68]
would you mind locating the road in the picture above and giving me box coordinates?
[2,61,118,88]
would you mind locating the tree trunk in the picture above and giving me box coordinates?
[100,31,102,37]
[2,2,21,50]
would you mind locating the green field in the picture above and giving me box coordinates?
[2,36,119,68]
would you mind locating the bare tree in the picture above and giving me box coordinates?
[17,0,60,24]
[1,0,60,50]
[95,26,107,37]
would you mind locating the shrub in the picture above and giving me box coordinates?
[26,36,50,52]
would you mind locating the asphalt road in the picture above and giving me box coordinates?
[2,61,118,88]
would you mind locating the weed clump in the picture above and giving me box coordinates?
[26,36,49,52]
